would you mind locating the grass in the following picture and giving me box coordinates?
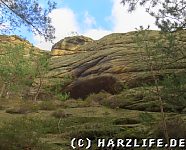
[113,117,141,125]
[51,109,69,118]
[1,96,186,150]
[0,105,4,110]
[5,101,39,114]
[0,117,58,150]
[0,97,150,150]
[38,100,58,111]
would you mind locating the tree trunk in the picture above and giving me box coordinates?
[150,65,170,149]
[34,76,42,101]
[0,83,6,98]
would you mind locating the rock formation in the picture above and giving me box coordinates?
[51,35,93,56]
[0,35,44,55]
[1,31,186,111]
[47,30,186,99]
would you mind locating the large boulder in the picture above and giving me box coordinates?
[51,35,93,56]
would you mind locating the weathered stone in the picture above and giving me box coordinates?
[0,35,44,55]
[47,30,186,99]
[51,35,93,56]
[1,31,186,112]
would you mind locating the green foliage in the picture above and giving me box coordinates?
[57,92,70,101]
[85,92,125,108]
[0,42,52,100]
[0,44,35,98]
[32,52,51,101]
[0,44,33,82]
[123,1,186,111]
[139,112,155,125]
[58,117,120,140]
[46,76,73,100]
[134,28,186,110]
[29,51,50,80]
[0,117,57,150]
[50,75,73,91]
[154,116,186,139]
[121,0,186,32]
[34,52,50,73]
[6,105,38,114]
[132,18,186,143]
[38,100,57,110]
[51,109,68,118]
[0,0,56,41]
[161,74,186,108]
[113,117,140,125]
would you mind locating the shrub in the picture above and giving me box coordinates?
[0,118,53,150]
[113,117,140,125]
[86,92,110,102]
[56,92,70,101]
[68,123,119,140]
[153,116,186,139]
[62,98,99,108]
[52,109,69,118]
[6,107,31,114]
[6,102,38,114]
[85,92,123,108]
[38,100,57,110]
[0,105,3,110]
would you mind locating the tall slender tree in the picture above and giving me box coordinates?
[121,0,186,147]
[0,43,34,98]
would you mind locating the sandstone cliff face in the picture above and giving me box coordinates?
[1,31,186,112]
[0,35,28,44]
[0,35,44,55]
[48,30,186,99]
[51,36,93,56]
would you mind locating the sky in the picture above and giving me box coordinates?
[33,0,158,50]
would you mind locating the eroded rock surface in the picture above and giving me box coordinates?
[47,30,186,99]
[0,35,44,55]
[51,35,93,56]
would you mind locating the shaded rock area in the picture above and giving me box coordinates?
[63,76,123,99]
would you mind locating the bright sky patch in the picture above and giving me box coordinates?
[33,0,158,50]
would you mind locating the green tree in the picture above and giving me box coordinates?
[134,29,170,146]
[121,0,186,146]
[0,42,51,101]
[31,51,50,101]
[0,0,56,41]
[0,43,34,98]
